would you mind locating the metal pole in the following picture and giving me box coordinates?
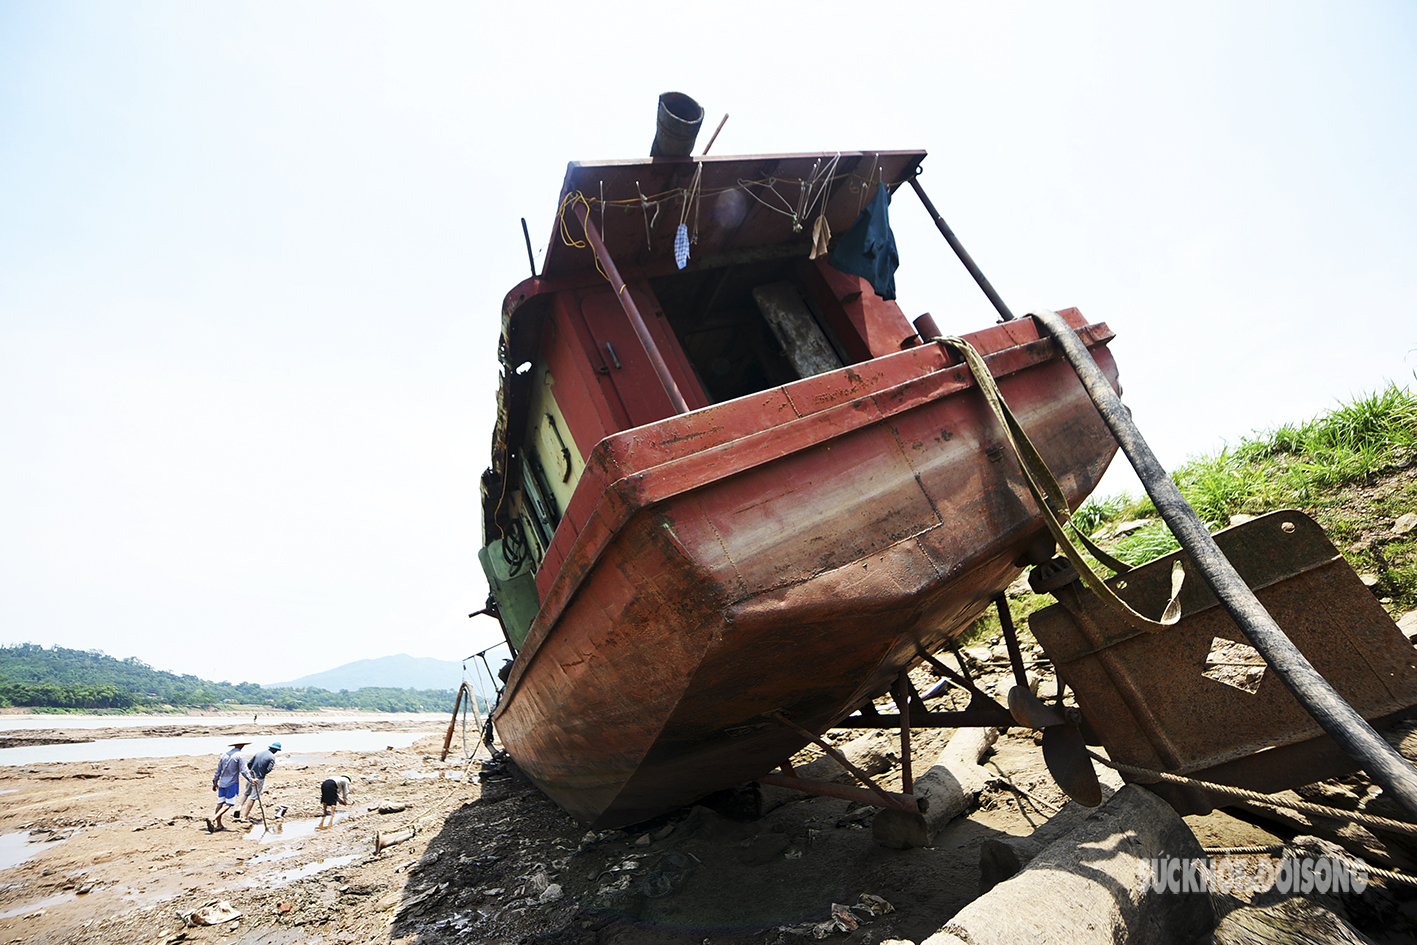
[892,673,914,795]
[572,201,690,415]
[1030,307,1417,818]
[756,773,921,812]
[520,218,537,279]
[907,176,1015,323]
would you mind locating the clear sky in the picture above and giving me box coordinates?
[2,2,1414,686]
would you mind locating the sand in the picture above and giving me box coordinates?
[0,705,1312,945]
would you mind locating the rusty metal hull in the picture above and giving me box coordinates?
[492,314,1120,827]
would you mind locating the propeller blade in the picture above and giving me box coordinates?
[1042,724,1103,807]
[1008,685,1065,728]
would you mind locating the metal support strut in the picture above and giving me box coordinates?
[571,200,690,415]
[764,711,922,813]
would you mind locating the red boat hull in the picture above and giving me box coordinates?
[492,312,1120,826]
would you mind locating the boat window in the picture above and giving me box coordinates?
[650,259,849,405]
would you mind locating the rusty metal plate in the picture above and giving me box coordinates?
[1029,510,1417,805]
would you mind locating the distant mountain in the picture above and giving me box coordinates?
[265,654,480,694]
[0,644,463,712]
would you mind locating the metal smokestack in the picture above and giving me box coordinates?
[650,92,704,157]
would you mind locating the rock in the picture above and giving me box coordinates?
[1359,573,1380,588]
[1397,611,1417,643]
[1394,512,1417,536]
[523,870,550,898]
[1230,513,1258,526]
[538,883,564,903]
[962,645,993,664]
[1212,897,1371,945]
[920,785,1213,945]
[341,883,381,896]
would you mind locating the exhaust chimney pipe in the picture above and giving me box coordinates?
[650,92,704,157]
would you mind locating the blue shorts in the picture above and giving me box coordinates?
[217,782,240,803]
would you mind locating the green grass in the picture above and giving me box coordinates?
[978,382,1417,641]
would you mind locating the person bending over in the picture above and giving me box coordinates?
[237,741,281,822]
[320,774,352,817]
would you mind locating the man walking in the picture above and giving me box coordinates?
[237,741,281,822]
[207,741,251,833]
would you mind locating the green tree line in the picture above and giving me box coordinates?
[0,643,485,714]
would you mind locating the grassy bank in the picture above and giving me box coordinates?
[978,382,1417,638]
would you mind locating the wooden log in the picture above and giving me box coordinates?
[921,785,1215,945]
[374,825,418,853]
[912,676,1036,843]
[793,731,896,783]
[914,725,1000,839]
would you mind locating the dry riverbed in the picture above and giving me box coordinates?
[2,687,1414,944]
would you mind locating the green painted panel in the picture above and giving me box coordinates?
[478,540,540,652]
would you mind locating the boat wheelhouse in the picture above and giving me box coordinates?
[478,128,1121,826]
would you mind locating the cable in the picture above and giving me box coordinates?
[1089,750,1417,839]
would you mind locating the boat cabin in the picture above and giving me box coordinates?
[479,151,930,650]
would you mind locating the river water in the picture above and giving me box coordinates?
[0,711,448,731]
[0,712,452,766]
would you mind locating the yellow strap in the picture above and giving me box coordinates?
[1069,521,1133,575]
[938,336,1183,632]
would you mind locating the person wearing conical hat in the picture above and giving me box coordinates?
[206,741,251,833]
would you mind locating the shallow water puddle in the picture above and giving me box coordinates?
[245,816,340,844]
[249,845,305,864]
[0,830,60,871]
[0,891,78,919]
[244,853,359,887]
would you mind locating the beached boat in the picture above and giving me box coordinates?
[478,100,1121,827]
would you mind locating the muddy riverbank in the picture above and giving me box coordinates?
[0,703,1294,945]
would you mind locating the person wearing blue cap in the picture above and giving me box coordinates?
[237,741,282,823]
